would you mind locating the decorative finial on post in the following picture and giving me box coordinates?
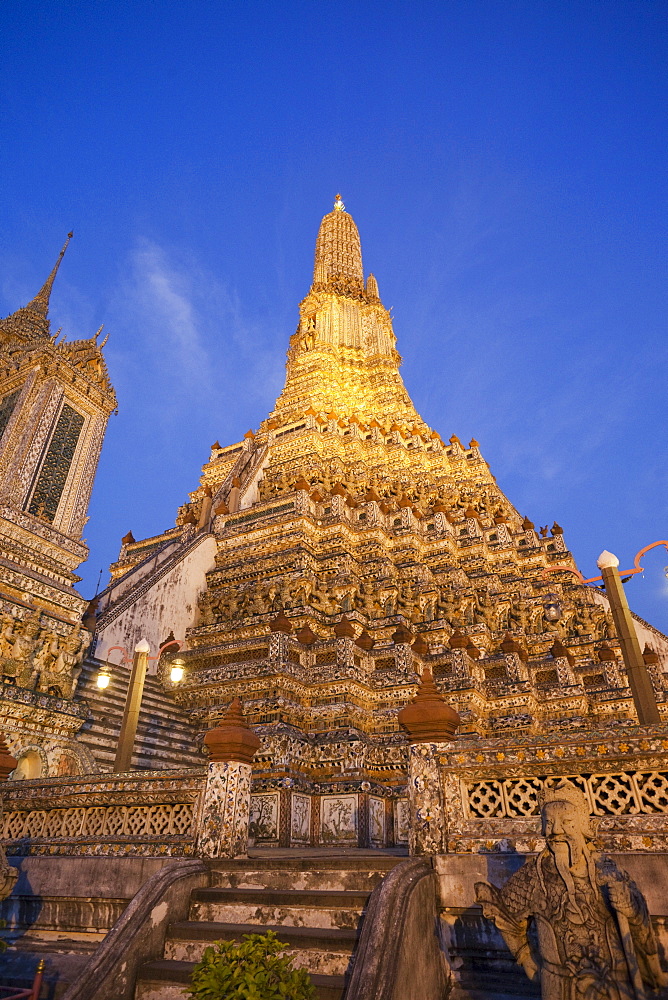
[398,668,460,742]
[203,698,260,764]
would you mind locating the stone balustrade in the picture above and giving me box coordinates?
[0,768,206,857]
[407,726,668,855]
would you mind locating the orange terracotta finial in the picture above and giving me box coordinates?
[203,698,260,765]
[334,616,356,638]
[269,611,293,634]
[398,669,460,743]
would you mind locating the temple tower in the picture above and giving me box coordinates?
[0,236,116,776]
[93,198,668,844]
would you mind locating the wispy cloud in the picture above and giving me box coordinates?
[123,239,214,393]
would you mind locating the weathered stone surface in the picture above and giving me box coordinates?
[59,859,207,1000]
[345,858,449,1000]
[195,760,252,858]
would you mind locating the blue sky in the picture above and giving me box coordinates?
[1,1,667,629]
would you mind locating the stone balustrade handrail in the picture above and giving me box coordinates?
[0,767,207,857]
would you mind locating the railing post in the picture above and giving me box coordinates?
[196,698,260,858]
[398,668,459,856]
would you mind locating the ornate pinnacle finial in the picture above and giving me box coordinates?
[313,197,363,287]
[28,232,74,318]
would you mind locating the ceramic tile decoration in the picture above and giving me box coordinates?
[291,793,311,844]
[369,796,385,847]
[196,760,252,858]
[321,794,358,844]
[249,792,279,842]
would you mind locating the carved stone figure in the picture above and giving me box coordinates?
[0,614,16,660]
[475,780,665,1000]
[5,611,41,688]
[37,625,87,698]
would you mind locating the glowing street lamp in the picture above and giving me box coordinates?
[96,667,110,689]
[169,657,185,684]
[93,637,185,772]
[545,540,668,727]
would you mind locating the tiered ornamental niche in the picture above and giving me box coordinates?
[94,197,668,845]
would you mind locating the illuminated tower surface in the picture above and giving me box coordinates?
[99,198,668,792]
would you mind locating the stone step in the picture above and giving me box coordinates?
[453,970,541,1000]
[135,959,345,1000]
[76,723,203,754]
[210,856,401,892]
[163,920,358,976]
[74,663,204,770]
[189,886,370,928]
[78,686,197,714]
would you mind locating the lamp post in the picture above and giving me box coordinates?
[94,637,185,773]
[114,639,150,773]
[596,551,661,726]
[545,540,668,727]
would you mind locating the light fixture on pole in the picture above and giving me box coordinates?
[108,636,186,773]
[169,657,185,683]
[545,540,668,727]
[596,551,661,726]
[96,644,127,690]
[96,666,110,689]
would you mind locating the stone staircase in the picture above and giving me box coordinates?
[135,853,404,1000]
[75,660,204,771]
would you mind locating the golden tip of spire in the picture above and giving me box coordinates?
[68,231,74,239]
[334,194,345,212]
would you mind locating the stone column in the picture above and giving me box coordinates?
[197,698,260,859]
[398,669,460,856]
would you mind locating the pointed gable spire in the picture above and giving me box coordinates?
[0,232,73,344]
[27,232,73,318]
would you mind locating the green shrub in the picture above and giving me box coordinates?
[185,930,316,1000]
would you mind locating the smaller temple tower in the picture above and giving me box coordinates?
[0,235,116,776]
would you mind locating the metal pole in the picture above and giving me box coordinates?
[113,639,150,772]
[596,551,660,725]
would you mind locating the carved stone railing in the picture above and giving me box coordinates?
[0,768,206,856]
[407,726,668,855]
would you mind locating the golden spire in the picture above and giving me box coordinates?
[0,233,74,346]
[313,197,363,287]
[27,232,74,318]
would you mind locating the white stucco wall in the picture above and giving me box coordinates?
[95,534,217,671]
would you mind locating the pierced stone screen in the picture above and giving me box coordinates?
[0,389,20,444]
[28,403,84,522]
